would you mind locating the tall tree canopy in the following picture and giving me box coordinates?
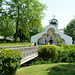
[0,0,46,42]
[0,17,15,40]
[0,0,15,40]
[64,19,75,43]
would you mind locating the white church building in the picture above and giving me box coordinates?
[31,18,72,45]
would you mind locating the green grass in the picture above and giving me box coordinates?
[16,63,75,75]
[0,42,30,46]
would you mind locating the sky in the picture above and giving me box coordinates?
[39,0,75,29]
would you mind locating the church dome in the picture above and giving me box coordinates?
[49,18,58,25]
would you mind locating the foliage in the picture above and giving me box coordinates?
[38,45,58,60]
[14,28,30,42]
[17,37,20,42]
[0,49,22,75]
[64,19,75,43]
[56,39,61,45]
[52,45,75,63]
[57,50,75,62]
[30,58,51,65]
[62,45,75,51]
[0,17,15,40]
[29,26,44,38]
[36,45,75,64]
[2,0,47,42]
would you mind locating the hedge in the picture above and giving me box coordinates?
[38,45,75,63]
[0,49,22,75]
[57,50,75,63]
[38,45,58,60]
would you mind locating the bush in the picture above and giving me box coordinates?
[29,45,75,65]
[17,37,20,42]
[63,45,75,51]
[38,45,58,60]
[57,49,75,63]
[0,49,22,75]
[56,39,61,45]
[38,45,75,63]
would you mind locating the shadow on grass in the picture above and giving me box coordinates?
[47,63,75,75]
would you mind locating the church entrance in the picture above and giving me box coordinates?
[49,40,53,44]
[49,37,53,44]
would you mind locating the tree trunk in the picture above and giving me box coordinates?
[4,36,6,42]
[15,20,18,42]
[15,2,19,42]
[72,37,74,44]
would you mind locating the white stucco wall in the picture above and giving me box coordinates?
[31,24,72,44]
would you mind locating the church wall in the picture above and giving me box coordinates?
[55,31,72,44]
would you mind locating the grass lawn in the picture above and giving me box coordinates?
[0,42,31,46]
[16,63,75,75]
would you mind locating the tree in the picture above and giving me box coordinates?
[29,25,43,37]
[56,39,61,45]
[14,27,30,42]
[0,0,15,41]
[4,0,46,42]
[0,17,15,40]
[64,19,75,43]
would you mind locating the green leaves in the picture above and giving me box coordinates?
[38,45,58,60]
[11,0,18,3]
[64,19,75,43]
[0,49,22,75]
[0,17,15,40]
[0,0,47,42]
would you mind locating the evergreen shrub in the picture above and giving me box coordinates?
[38,45,58,60]
[0,49,22,75]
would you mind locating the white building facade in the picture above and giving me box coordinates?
[31,18,72,45]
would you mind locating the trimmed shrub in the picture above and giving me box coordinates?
[38,45,58,60]
[0,49,22,75]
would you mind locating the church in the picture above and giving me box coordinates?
[31,18,72,45]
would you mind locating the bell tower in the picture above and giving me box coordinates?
[49,15,58,29]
